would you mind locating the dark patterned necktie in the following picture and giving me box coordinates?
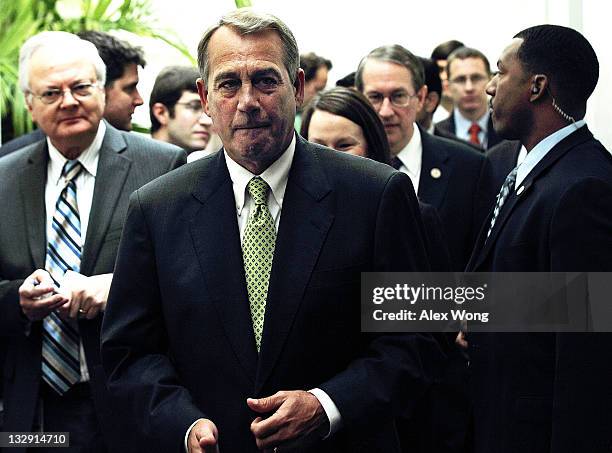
[42,160,83,394]
[486,166,518,239]
[391,157,402,170]
[242,177,276,351]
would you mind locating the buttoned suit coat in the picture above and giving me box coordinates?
[466,126,612,453]
[101,136,444,453]
[485,139,521,193]
[418,128,494,271]
[436,112,504,150]
[0,123,186,452]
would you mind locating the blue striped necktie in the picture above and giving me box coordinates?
[42,159,83,395]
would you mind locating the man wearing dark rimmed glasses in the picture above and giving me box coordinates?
[0,31,185,452]
[150,66,214,153]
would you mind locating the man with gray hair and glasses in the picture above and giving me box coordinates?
[0,31,185,451]
[356,44,493,271]
[102,8,443,453]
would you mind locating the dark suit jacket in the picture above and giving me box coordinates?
[418,202,452,272]
[485,139,521,193]
[0,129,45,159]
[418,128,494,271]
[0,123,186,453]
[101,136,445,453]
[436,112,504,150]
[466,126,612,453]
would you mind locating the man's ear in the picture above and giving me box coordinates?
[530,74,548,102]
[416,85,428,111]
[294,68,305,108]
[196,78,211,117]
[151,103,170,126]
[424,91,440,114]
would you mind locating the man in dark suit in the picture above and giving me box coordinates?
[466,25,612,453]
[417,56,481,151]
[435,47,504,150]
[355,44,489,453]
[0,30,146,158]
[0,31,185,452]
[101,9,443,453]
[485,139,523,192]
[355,45,493,271]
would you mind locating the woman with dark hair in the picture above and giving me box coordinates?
[300,87,390,164]
[302,87,464,453]
[301,86,451,272]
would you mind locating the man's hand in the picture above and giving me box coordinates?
[57,272,112,320]
[456,331,468,349]
[248,390,328,452]
[187,419,219,453]
[19,269,68,321]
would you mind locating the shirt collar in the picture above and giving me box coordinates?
[454,109,489,133]
[47,121,105,184]
[225,133,296,215]
[395,124,422,177]
[515,120,586,189]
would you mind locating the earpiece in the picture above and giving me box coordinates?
[531,86,540,94]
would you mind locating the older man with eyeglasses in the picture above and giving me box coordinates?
[0,31,185,452]
[356,44,494,453]
[150,66,215,154]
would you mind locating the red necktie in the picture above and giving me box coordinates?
[468,123,481,146]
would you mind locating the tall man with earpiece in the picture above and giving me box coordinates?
[466,25,612,453]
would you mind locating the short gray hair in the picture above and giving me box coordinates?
[355,45,425,94]
[19,31,107,94]
[197,9,299,87]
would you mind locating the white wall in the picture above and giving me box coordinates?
[129,0,610,148]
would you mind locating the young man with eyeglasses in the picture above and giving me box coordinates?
[436,47,504,150]
[0,31,185,452]
[150,66,214,153]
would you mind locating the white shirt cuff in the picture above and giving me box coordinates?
[184,418,205,452]
[309,388,342,438]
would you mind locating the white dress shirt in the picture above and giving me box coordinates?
[44,120,106,381]
[185,134,341,451]
[454,109,490,148]
[393,124,423,193]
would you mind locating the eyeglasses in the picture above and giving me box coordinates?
[30,82,100,105]
[365,91,417,108]
[449,74,489,86]
[175,100,203,113]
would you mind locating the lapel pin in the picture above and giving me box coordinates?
[517,185,525,196]
[430,168,442,179]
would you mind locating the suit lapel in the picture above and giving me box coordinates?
[255,137,334,392]
[470,126,594,270]
[418,129,451,210]
[81,125,131,274]
[190,152,258,382]
[20,141,49,269]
